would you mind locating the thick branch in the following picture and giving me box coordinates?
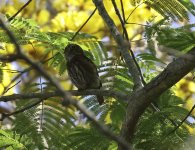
[93,0,143,89]
[120,47,195,147]
[0,90,127,102]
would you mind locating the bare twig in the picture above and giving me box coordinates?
[111,0,129,41]
[71,8,97,41]
[125,22,150,27]
[2,53,58,95]
[3,80,21,95]
[1,69,22,73]
[120,0,125,25]
[0,18,131,149]
[167,104,195,136]
[1,99,43,121]
[2,67,31,95]
[125,2,144,23]
[39,77,44,130]
[111,0,146,86]
[8,0,32,22]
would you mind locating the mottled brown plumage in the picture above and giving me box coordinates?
[64,44,104,105]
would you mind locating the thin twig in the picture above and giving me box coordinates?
[2,67,30,95]
[111,0,146,86]
[2,53,58,95]
[120,0,125,24]
[8,0,32,22]
[153,104,195,147]
[125,22,150,27]
[39,77,44,131]
[71,8,97,41]
[1,99,43,121]
[125,2,144,23]
[167,104,195,136]
[111,0,129,41]
[3,80,21,95]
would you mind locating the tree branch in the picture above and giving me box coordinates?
[1,99,43,121]
[167,104,195,136]
[0,90,127,102]
[119,47,195,147]
[2,53,59,95]
[8,0,32,22]
[93,0,143,89]
[71,8,97,41]
[92,1,195,149]
[111,0,145,86]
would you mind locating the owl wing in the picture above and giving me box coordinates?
[67,55,101,90]
[67,59,87,90]
[80,56,104,104]
[78,55,101,89]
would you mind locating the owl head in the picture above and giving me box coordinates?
[64,44,84,61]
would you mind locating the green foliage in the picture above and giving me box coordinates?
[130,0,195,21]
[134,90,195,150]
[0,130,27,150]
[66,126,113,150]
[145,19,195,52]
[156,25,195,52]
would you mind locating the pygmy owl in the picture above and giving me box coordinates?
[64,44,104,105]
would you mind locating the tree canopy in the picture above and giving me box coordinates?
[0,0,195,150]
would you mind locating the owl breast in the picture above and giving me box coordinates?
[67,55,101,90]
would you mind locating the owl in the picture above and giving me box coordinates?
[64,44,104,105]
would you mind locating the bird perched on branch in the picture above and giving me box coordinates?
[64,44,104,105]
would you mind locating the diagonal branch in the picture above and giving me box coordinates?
[71,8,97,41]
[167,104,195,136]
[1,99,43,121]
[1,53,59,95]
[110,1,177,127]
[8,0,32,22]
[0,18,131,150]
[111,0,145,86]
[93,0,143,89]
[119,47,195,148]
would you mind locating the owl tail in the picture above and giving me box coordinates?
[97,96,104,105]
